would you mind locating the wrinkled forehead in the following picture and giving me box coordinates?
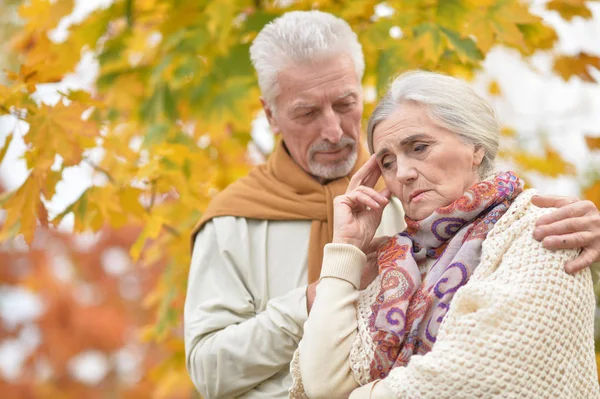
[276,56,361,103]
[370,103,433,152]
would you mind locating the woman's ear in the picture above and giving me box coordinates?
[473,145,485,167]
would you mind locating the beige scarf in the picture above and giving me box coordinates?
[191,139,372,283]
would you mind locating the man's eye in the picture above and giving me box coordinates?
[414,144,428,152]
[302,110,315,117]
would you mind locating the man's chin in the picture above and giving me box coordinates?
[310,161,354,181]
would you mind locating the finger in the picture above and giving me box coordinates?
[564,249,598,274]
[534,201,591,227]
[355,185,390,204]
[379,187,392,200]
[533,216,590,241]
[346,191,383,210]
[531,195,578,209]
[348,155,381,191]
[541,231,594,250]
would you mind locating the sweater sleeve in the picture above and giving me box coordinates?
[374,208,598,398]
[296,244,366,398]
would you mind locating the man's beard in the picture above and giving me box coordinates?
[307,136,358,180]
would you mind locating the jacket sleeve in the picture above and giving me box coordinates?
[184,217,308,398]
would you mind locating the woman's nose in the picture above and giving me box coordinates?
[395,158,418,184]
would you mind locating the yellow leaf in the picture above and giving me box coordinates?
[0,177,41,244]
[512,146,575,177]
[0,132,13,167]
[409,25,446,64]
[130,214,164,260]
[25,102,98,170]
[119,187,147,219]
[584,182,600,208]
[553,53,600,83]
[488,80,502,96]
[461,0,539,53]
[18,0,74,32]
[547,0,592,21]
[500,127,517,137]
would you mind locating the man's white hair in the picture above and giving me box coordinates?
[367,70,499,178]
[249,10,365,109]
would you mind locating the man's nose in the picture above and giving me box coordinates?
[320,107,343,144]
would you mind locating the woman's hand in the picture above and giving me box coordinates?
[333,154,391,252]
[360,236,390,289]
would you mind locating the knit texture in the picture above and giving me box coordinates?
[290,190,600,398]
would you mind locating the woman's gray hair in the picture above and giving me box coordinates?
[249,11,365,110]
[367,70,499,178]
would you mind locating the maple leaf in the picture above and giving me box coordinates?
[546,0,593,21]
[512,145,576,177]
[554,53,600,83]
[0,176,41,244]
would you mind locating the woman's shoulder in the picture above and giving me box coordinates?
[479,189,584,281]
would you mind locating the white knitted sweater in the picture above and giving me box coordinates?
[290,190,600,398]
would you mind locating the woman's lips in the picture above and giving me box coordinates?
[409,190,430,203]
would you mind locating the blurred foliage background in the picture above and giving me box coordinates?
[0,0,599,397]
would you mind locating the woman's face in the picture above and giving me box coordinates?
[372,102,485,220]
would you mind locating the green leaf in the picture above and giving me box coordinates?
[440,27,483,63]
[143,123,169,147]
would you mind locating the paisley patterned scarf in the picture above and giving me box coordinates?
[368,171,523,380]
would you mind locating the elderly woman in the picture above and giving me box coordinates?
[289,71,599,398]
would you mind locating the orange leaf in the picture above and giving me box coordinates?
[553,52,600,83]
[546,0,592,21]
[584,135,600,150]
[584,182,600,208]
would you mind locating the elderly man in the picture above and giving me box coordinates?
[184,10,600,399]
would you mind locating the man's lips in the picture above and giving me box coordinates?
[314,146,350,159]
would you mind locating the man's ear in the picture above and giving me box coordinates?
[260,97,280,134]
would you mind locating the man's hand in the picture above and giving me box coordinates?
[532,195,600,273]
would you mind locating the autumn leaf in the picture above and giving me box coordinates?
[0,132,13,167]
[546,0,593,21]
[553,53,600,83]
[488,80,502,96]
[512,145,576,177]
[584,182,600,208]
[0,176,41,243]
[584,135,600,150]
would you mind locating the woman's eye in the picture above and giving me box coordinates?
[414,144,428,152]
[381,157,394,170]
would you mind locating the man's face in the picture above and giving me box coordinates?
[262,55,363,181]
